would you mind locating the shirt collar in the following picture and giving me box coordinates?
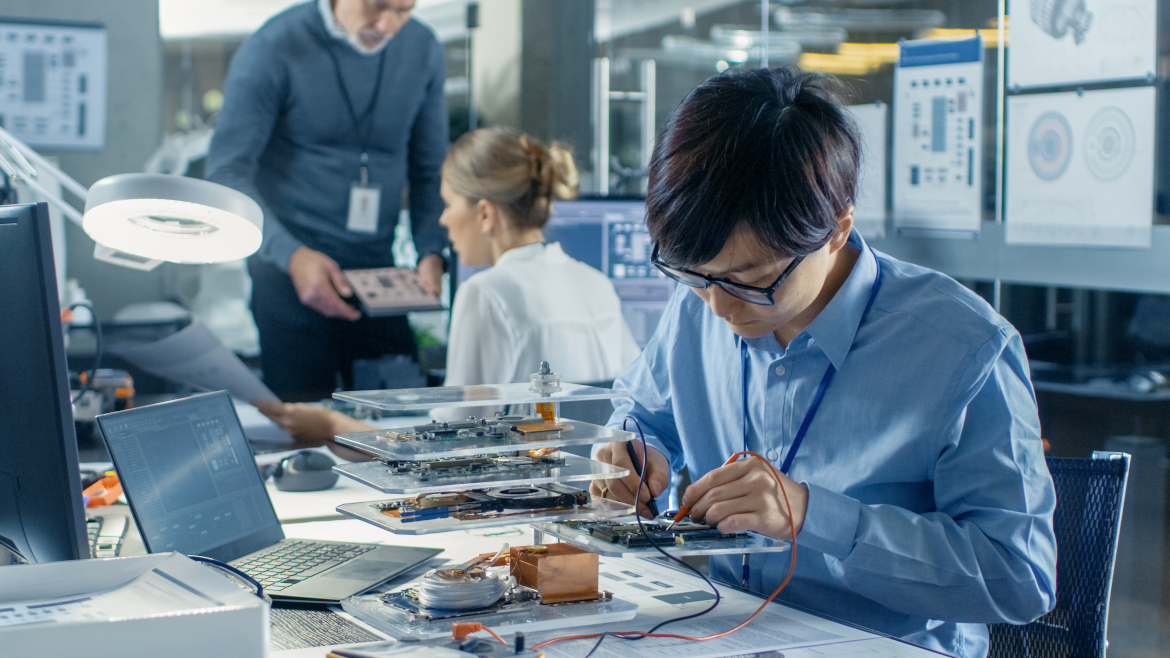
[734,230,876,366]
[318,0,350,41]
[803,229,877,369]
[494,241,559,266]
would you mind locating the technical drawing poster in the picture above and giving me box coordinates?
[893,37,983,234]
[1006,85,1154,248]
[0,20,107,149]
[1008,0,1156,89]
[848,103,888,240]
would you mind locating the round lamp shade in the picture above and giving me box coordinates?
[83,173,263,264]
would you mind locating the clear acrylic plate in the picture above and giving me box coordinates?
[531,520,793,558]
[334,420,633,460]
[333,382,628,411]
[337,496,635,535]
[334,453,629,494]
[342,589,638,640]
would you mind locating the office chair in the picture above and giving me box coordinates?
[988,451,1131,658]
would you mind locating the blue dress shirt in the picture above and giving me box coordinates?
[609,231,1057,658]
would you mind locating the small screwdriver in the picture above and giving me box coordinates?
[664,506,690,531]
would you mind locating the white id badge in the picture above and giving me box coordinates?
[347,182,382,234]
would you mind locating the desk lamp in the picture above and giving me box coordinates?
[0,126,262,271]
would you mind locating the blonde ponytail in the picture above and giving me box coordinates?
[444,127,579,230]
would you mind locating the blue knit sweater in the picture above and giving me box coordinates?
[206,2,448,271]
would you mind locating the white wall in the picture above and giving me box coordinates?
[3,0,165,320]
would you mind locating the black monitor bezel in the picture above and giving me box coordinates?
[0,202,88,563]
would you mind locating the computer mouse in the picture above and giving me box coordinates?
[272,450,339,492]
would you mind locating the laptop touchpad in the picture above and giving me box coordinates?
[323,560,404,581]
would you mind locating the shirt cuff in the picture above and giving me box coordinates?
[263,231,304,274]
[798,482,861,560]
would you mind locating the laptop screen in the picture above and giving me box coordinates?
[97,391,285,562]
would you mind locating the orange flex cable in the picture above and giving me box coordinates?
[535,402,555,422]
[532,450,798,651]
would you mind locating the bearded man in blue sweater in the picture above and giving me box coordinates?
[207,0,447,402]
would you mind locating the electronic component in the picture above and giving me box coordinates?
[509,544,598,604]
[343,267,443,316]
[379,415,572,444]
[531,517,793,558]
[374,483,589,523]
[368,543,610,623]
[572,518,739,548]
[379,451,567,481]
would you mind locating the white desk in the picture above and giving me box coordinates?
[268,514,949,658]
[83,404,948,658]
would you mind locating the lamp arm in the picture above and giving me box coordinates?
[0,126,89,227]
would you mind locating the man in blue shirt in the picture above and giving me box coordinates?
[593,68,1057,657]
[207,0,446,401]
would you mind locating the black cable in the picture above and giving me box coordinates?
[620,416,722,635]
[69,301,102,404]
[188,555,271,604]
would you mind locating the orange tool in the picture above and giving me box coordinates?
[82,472,122,508]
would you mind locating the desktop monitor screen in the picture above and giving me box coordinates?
[455,199,675,348]
[0,202,88,563]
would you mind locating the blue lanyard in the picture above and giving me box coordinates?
[741,247,883,475]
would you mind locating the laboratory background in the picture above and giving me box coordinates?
[2,0,1169,656]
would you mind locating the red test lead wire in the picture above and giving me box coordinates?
[531,450,798,651]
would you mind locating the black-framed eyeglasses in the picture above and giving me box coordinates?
[650,244,805,306]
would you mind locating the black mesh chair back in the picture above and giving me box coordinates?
[988,452,1131,658]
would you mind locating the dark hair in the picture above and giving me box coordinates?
[646,66,860,267]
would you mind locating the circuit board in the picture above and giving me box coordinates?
[380,451,566,481]
[374,483,590,522]
[532,519,793,558]
[561,519,742,548]
[380,415,572,443]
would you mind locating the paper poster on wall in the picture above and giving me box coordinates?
[0,19,107,150]
[848,102,888,240]
[892,37,983,235]
[1008,0,1156,89]
[1005,85,1154,248]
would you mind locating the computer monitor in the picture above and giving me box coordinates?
[0,202,88,563]
[455,198,675,348]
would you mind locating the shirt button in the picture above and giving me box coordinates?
[774,365,786,376]
[766,449,779,461]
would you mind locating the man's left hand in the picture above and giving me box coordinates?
[682,456,809,541]
[417,254,444,296]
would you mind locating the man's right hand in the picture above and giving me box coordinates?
[591,442,670,519]
[288,246,361,320]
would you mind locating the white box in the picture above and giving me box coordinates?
[0,552,269,657]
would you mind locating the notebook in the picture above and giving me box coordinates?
[97,391,440,603]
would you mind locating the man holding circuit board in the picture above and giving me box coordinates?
[593,66,1057,658]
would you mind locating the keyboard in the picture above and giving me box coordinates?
[232,540,377,592]
[86,515,128,558]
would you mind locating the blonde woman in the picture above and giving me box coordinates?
[258,127,639,446]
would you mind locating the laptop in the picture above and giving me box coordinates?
[97,391,441,604]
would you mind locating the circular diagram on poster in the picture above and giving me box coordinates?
[1028,111,1074,181]
[1084,106,1136,182]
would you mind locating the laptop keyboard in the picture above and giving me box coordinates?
[86,515,128,558]
[233,541,377,592]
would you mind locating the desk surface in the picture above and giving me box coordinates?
[80,401,945,658]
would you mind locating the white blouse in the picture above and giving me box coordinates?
[434,242,640,419]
